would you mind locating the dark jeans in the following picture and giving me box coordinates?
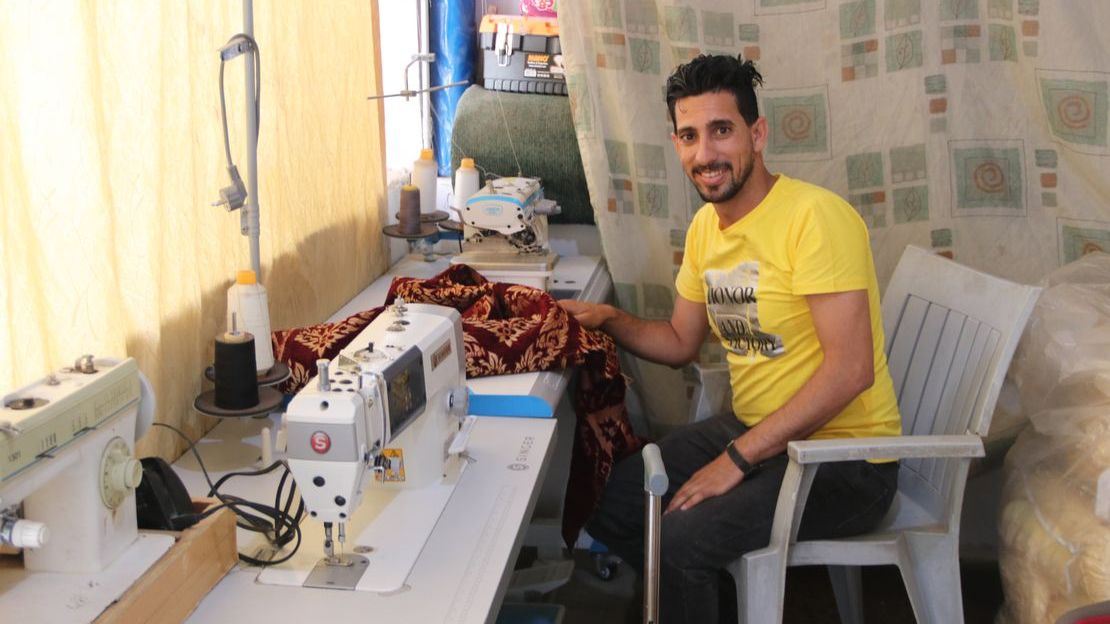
[587,413,898,624]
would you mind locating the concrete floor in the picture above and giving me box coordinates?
[500,550,1005,623]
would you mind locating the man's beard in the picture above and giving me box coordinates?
[692,158,754,204]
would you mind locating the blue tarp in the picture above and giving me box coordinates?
[429,0,476,176]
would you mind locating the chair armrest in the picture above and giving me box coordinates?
[786,434,984,465]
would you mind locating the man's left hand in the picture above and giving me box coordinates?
[665,452,745,513]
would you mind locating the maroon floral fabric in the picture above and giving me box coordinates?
[271,264,646,546]
[272,309,384,394]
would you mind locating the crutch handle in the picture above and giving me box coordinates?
[642,443,669,495]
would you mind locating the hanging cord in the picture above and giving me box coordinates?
[427,96,500,251]
[426,93,503,182]
[218,33,262,169]
[424,85,523,184]
[153,422,304,566]
[494,89,524,177]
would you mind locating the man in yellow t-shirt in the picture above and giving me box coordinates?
[560,54,901,624]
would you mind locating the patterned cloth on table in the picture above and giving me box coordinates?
[270,264,647,546]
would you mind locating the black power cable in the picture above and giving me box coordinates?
[151,422,304,566]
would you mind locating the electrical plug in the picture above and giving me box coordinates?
[213,165,248,211]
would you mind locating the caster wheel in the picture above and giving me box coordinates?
[592,553,619,581]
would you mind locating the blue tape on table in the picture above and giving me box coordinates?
[467,390,553,418]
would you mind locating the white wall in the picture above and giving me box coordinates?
[375,1,424,262]
[376,0,424,174]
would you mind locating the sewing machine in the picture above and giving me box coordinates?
[259,301,474,592]
[453,176,560,289]
[172,250,611,622]
[0,356,174,622]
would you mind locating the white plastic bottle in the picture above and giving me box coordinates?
[227,269,275,373]
[452,157,480,212]
[411,147,438,215]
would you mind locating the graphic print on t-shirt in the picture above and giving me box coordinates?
[705,263,784,358]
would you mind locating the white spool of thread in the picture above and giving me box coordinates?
[227,269,275,374]
[452,157,480,212]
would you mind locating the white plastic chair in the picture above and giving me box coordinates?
[726,245,1041,623]
[688,362,731,424]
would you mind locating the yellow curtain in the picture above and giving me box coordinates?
[0,1,388,461]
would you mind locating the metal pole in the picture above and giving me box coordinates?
[645,493,662,624]
[417,0,432,150]
[642,443,668,624]
[243,0,262,279]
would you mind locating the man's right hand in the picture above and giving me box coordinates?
[558,295,709,367]
[557,300,615,330]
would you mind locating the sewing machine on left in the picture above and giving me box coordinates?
[452,176,561,290]
[0,356,175,622]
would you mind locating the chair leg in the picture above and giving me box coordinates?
[898,533,964,624]
[729,550,786,624]
[827,565,864,624]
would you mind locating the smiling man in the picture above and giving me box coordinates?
[559,55,902,623]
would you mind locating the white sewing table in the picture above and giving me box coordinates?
[175,248,610,624]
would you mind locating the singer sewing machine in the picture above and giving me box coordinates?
[258,301,475,592]
[452,176,560,290]
[0,356,174,622]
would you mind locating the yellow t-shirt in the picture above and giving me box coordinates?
[676,175,901,441]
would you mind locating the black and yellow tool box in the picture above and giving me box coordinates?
[478,15,566,95]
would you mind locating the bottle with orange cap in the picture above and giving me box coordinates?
[226,269,274,374]
[452,157,480,212]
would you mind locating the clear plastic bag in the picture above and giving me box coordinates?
[997,252,1110,623]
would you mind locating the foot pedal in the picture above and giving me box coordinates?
[496,602,566,624]
[506,559,574,597]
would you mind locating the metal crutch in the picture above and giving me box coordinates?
[642,443,668,624]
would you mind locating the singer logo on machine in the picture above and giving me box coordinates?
[431,339,453,371]
[310,431,331,454]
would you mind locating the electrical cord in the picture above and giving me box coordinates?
[218,33,262,169]
[151,422,304,566]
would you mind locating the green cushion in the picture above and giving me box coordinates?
[450,85,594,226]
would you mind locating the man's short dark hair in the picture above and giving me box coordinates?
[665,54,764,130]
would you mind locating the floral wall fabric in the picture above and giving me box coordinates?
[559,0,1110,430]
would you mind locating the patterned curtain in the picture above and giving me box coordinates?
[558,0,1110,432]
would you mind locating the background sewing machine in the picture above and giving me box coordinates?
[258,302,475,592]
[0,356,174,622]
[452,176,561,290]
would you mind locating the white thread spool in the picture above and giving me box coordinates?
[452,157,480,212]
[226,270,274,373]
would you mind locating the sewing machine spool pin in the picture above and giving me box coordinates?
[74,354,97,374]
[382,210,449,263]
[316,359,332,392]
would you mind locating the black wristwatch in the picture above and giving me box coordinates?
[725,440,757,474]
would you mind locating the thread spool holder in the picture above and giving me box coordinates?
[195,361,289,419]
[202,360,290,387]
[382,209,450,262]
